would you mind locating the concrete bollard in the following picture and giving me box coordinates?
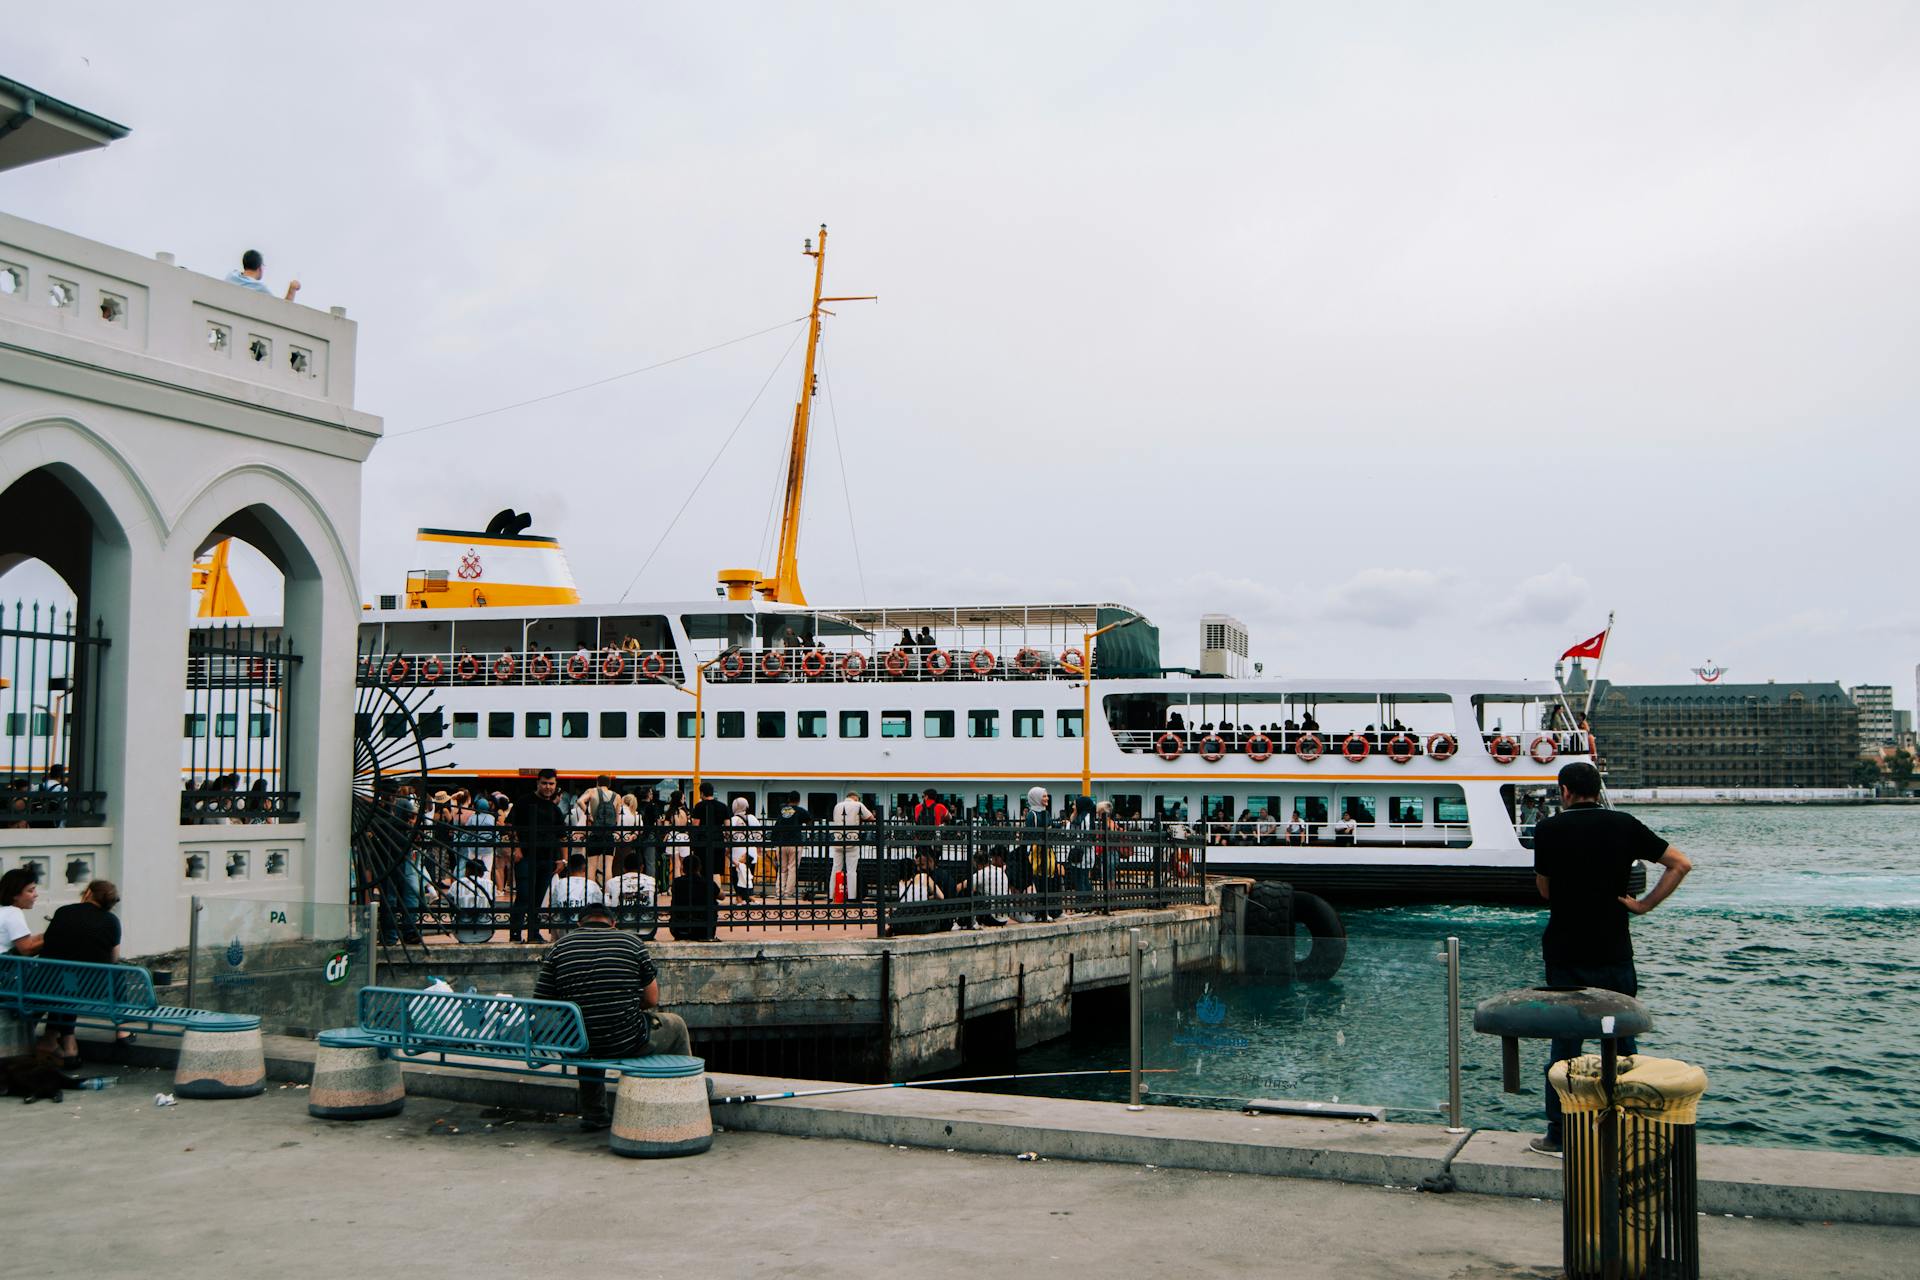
[609,1055,712,1158]
[173,1015,266,1099]
[0,1011,31,1058]
[308,1032,405,1120]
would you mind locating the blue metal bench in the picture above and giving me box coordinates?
[0,953,258,1038]
[319,986,677,1077]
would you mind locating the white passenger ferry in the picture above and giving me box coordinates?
[345,227,1591,904]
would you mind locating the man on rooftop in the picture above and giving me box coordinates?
[225,248,300,301]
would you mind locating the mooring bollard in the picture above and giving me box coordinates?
[1127,927,1144,1111]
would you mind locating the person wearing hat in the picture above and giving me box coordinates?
[469,793,498,877]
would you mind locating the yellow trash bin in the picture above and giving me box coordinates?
[1549,1053,1709,1280]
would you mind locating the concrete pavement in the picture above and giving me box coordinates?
[4,1066,1912,1280]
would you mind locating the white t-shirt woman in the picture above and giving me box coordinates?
[1,873,43,954]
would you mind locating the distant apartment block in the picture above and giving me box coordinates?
[1848,684,1895,751]
[1588,681,1860,788]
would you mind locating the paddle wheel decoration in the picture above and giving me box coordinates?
[351,650,454,959]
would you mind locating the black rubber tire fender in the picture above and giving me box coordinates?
[1290,890,1348,982]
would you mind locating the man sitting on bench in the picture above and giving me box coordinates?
[533,902,692,1131]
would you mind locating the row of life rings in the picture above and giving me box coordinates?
[373,651,679,685]
[1153,730,1549,765]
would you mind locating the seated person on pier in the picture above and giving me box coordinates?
[544,853,604,926]
[533,902,691,1132]
[965,848,1012,927]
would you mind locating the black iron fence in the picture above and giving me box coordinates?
[2,600,109,827]
[354,816,1206,945]
[182,623,301,823]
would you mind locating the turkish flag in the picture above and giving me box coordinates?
[1561,630,1606,661]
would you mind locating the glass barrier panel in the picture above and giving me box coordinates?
[186,897,374,1036]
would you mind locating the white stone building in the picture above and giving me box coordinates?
[1848,683,1894,753]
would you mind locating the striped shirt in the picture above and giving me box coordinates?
[533,925,659,1057]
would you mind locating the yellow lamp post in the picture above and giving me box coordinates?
[672,657,720,798]
[1077,616,1143,799]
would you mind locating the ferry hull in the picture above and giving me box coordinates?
[1205,859,1646,907]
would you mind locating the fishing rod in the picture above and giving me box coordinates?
[713,1067,1176,1106]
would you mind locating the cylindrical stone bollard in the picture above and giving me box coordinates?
[0,1011,31,1058]
[308,1031,405,1120]
[609,1055,712,1158]
[173,1015,266,1099]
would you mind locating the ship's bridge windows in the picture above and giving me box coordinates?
[798,710,828,739]
[637,712,665,739]
[1057,710,1083,739]
[1342,795,1377,826]
[881,711,911,739]
[1388,796,1425,826]
[489,712,514,738]
[561,712,589,739]
[600,712,628,739]
[526,712,552,739]
[453,712,479,739]
[840,710,869,738]
[758,711,786,738]
[1013,709,1044,738]
[968,710,1000,739]
[678,711,703,738]
[718,711,746,739]
[925,711,955,739]
[681,612,755,651]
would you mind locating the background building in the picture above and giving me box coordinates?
[1848,684,1894,752]
[1587,680,1860,788]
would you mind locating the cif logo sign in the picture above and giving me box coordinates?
[323,951,353,986]
[457,549,483,580]
[1690,662,1728,684]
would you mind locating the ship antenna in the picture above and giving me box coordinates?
[718,224,875,604]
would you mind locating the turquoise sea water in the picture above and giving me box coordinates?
[995,806,1920,1156]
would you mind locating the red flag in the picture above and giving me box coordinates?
[1561,630,1606,661]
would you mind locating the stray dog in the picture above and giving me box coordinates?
[1,1047,86,1103]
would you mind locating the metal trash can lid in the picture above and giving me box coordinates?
[1472,986,1653,1041]
[621,1054,705,1078]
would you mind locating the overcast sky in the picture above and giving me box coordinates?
[8,4,1920,703]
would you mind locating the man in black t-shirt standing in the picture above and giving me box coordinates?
[1528,761,1692,1156]
[511,769,568,944]
[689,782,731,890]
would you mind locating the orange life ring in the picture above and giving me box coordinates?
[843,651,869,678]
[884,649,910,677]
[420,657,443,684]
[1489,734,1520,764]
[1342,733,1371,762]
[568,653,591,681]
[640,652,665,680]
[969,648,996,676]
[1295,733,1324,761]
[529,653,554,683]
[1014,647,1043,674]
[493,654,516,683]
[925,648,953,677]
[1387,734,1415,764]
[1427,733,1457,760]
[801,649,827,678]
[1529,735,1558,765]
[1155,732,1183,761]
[762,650,785,678]
[385,656,409,683]
[456,654,480,683]
[719,651,744,680]
[1199,734,1226,762]
[248,657,267,681]
[1175,849,1194,880]
[601,652,625,680]
[1246,733,1273,762]
[1060,647,1086,674]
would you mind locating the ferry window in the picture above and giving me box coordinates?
[1013,709,1044,738]
[975,793,1009,820]
[1246,795,1280,816]
[925,710,955,739]
[1295,795,1329,825]
[727,791,757,814]
[1342,796,1377,825]
[881,711,911,739]
[677,711,703,738]
[380,713,407,739]
[489,712,514,738]
[216,713,238,739]
[1435,794,1469,825]
[600,712,628,739]
[1057,710,1083,739]
[411,712,439,740]
[249,712,275,738]
[557,712,586,739]
[758,711,787,739]
[637,712,665,739]
[718,711,745,739]
[840,710,869,738]
[967,710,1000,738]
[1110,793,1143,821]
[798,710,828,739]
[807,791,838,816]
[1155,795,1189,822]
[354,713,373,739]
[1389,796,1425,825]
[526,712,552,739]
[1200,794,1236,825]
[453,712,478,739]
[184,713,208,738]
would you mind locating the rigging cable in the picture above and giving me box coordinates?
[822,367,868,604]
[388,317,806,439]
[617,325,809,602]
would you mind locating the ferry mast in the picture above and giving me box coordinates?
[718,224,873,605]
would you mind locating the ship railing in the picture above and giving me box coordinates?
[353,818,1208,942]
[1187,820,1472,850]
[1113,728,1593,760]
[694,643,1094,684]
[353,644,1102,687]
[356,648,688,688]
